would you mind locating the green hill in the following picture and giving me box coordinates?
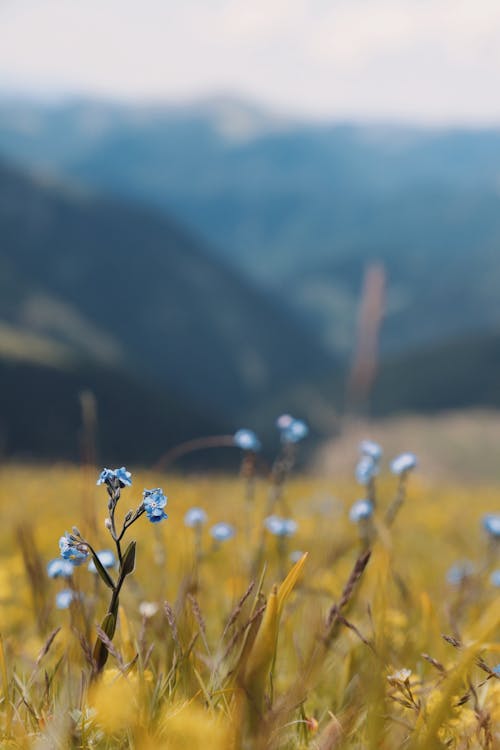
[2,97,500,358]
[0,159,335,459]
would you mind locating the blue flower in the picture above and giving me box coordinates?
[276,413,294,430]
[264,515,298,537]
[47,558,75,579]
[483,514,500,538]
[489,569,500,587]
[355,455,379,485]
[234,429,262,452]
[446,560,474,585]
[56,589,78,609]
[97,466,132,487]
[281,418,309,444]
[390,452,418,476]
[97,468,116,486]
[290,549,304,563]
[359,440,383,462]
[492,664,500,677]
[184,507,208,527]
[349,499,374,523]
[58,533,89,565]
[88,549,116,574]
[143,488,168,523]
[114,467,132,487]
[210,522,235,542]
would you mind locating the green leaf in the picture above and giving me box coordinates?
[93,612,116,673]
[90,551,115,590]
[120,540,136,580]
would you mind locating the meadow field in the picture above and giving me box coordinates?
[0,442,499,749]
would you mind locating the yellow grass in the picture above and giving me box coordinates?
[0,463,499,748]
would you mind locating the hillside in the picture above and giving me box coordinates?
[0,159,336,459]
[2,97,500,357]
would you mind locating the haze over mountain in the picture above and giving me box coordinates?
[0,158,335,460]
[2,96,500,358]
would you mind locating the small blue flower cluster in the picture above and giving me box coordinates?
[51,466,169,611]
[354,440,418,487]
[233,429,262,452]
[349,499,374,524]
[276,414,309,444]
[210,522,235,542]
[87,549,116,574]
[58,532,89,566]
[97,466,132,487]
[264,515,298,537]
[446,560,475,585]
[390,453,418,476]
[142,488,168,523]
[184,507,208,527]
[355,440,382,486]
[483,513,500,538]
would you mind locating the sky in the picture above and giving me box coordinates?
[1,0,500,124]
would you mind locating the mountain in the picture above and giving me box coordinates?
[2,97,500,358]
[371,329,500,415]
[0,158,336,460]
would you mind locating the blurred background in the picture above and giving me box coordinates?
[1,0,500,477]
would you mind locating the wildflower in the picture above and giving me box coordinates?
[281,418,309,444]
[96,466,132,488]
[276,413,293,430]
[290,549,304,563]
[210,522,235,542]
[490,569,500,587]
[59,533,89,565]
[234,429,262,452]
[483,514,500,538]
[56,589,77,609]
[184,507,208,527]
[446,560,474,585]
[355,455,379,485]
[390,452,418,476]
[349,499,374,523]
[142,488,168,523]
[359,439,382,462]
[88,549,116,574]
[47,558,75,579]
[264,515,298,537]
[387,668,412,686]
[139,601,159,619]
[492,664,500,677]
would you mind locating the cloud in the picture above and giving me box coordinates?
[1,0,500,123]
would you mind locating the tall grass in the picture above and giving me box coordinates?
[0,464,499,748]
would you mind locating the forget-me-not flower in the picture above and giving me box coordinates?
[234,429,262,452]
[56,589,78,609]
[184,507,208,527]
[355,455,379,485]
[59,533,89,566]
[281,418,309,444]
[97,466,132,487]
[47,558,75,579]
[349,499,374,523]
[489,569,500,587]
[446,560,474,585]
[483,514,500,538]
[210,522,235,542]
[359,440,383,462]
[264,515,298,537]
[88,549,116,574]
[276,414,294,430]
[390,453,418,476]
[142,488,168,523]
